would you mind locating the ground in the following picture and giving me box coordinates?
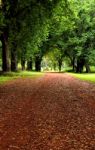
[0,73,95,150]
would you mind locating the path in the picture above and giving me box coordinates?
[0,73,95,150]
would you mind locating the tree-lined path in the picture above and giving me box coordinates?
[0,73,95,150]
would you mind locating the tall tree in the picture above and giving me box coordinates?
[0,0,10,71]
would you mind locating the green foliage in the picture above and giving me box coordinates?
[1,0,95,72]
[44,47,64,71]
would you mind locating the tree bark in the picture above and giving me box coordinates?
[1,33,10,72]
[85,63,90,73]
[35,56,42,71]
[27,59,33,71]
[11,43,18,71]
[58,59,62,72]
[21,58,26,70]
[53,63,56,71]
[76,58,84,73]
[72,57,76,72]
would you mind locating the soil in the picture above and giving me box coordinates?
[0,73,95,150]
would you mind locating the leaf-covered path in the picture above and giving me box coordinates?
[0,73,95,150]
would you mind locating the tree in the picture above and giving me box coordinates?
[0,0,54,71]
[1,0,95,74]
[0,0,10,71]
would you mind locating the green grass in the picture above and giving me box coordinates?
[69,73,95,83]
[0,71,44,84]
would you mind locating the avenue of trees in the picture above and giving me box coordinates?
[0,0,95,73]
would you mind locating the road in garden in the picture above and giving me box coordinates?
[0,73,95,150]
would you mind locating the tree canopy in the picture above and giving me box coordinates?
[0,0,95,72]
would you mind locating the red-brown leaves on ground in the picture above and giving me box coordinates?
[0,73,95,150]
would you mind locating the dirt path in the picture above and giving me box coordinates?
[0,73,95,150]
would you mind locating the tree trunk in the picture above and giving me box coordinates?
[27,59,33,71]
[53,63,56,71]
[72,57,76,72]
[21,59,26,70]
[35,56,42,71]
[76,58,84,73]
[58,59,62,72]
[11,43,17,71]
[85,63,90,73]
[1,33,10,72]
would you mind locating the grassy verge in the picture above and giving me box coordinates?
[69,73,95,83]
[0,71,44,84]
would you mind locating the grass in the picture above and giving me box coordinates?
[0,71,44,84]
[69,72,95,83]
[1,68,95,84]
